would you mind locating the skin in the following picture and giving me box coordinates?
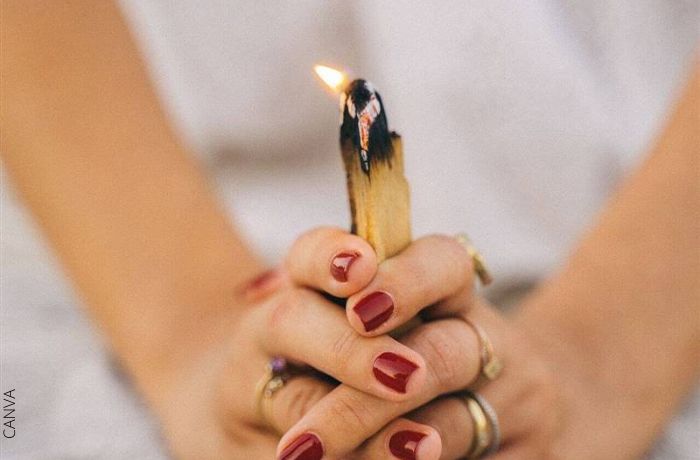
[1,1,698,459]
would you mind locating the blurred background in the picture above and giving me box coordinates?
[1,1,698,458]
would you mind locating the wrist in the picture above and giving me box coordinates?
[513,289,660,459]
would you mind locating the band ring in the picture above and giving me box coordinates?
[462,393,491,459]
[463,318,503,388]
[455,234,493,286]
[254,357,292,434]
[469,392,501,457]
[461,391,501,458]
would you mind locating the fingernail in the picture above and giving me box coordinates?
[243,269,280,297]
[389,430,427,460]
[330,251,359,282]
[279,433,323,460]
[373,352,418,393]
[353,291,394,332]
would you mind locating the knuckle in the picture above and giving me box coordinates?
[382,256,430,304]
[266,288,305,330]
[441,234,475,279]
[417,322,467,391]
[381,268,405,299]
[331,327,360,371]
[282,381,328,425]
[326,393,373,433]
[421,234,474,285]
[426,233,461,253]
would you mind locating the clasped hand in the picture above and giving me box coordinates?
[152,228,564,459]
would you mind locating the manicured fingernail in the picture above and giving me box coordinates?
[279,433,323,460]
[330,251,359,282]
[373,352,418,393]
[247,269,277,290]
[389,430,427,460]
[243,269,280,298]
[353,291,394,332]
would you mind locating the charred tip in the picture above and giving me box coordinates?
[340,79,394,176]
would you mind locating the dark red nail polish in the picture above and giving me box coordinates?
[246,269,278,292]
[389,430,426,460]
[373,352,418,393]
[353,291,394,332]
[279,433,323,460]
[330,252,359,282]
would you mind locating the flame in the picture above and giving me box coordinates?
[314,64,347,93]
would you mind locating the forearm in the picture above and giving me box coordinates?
[517,64,699,457]
[1,1,262,391]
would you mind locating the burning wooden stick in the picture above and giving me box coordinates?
[315,65,492,284]
[336,77,412,262]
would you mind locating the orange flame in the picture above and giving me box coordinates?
[314,64,347,94]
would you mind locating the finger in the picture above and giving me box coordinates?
[408,393,513,460]
[285,226,378,298]
[408,305,534,459]
[421,281,475,321]
[408,397,474,459]
[357,418,442,460]
[267,375,335,434]
[276,317,485,458]
[401,318,482,395]
[346,234,474,336]
[258,288,427,400]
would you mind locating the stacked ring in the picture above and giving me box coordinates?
[254,357,293,434]
[463,394,491,458]
[463,318,503,388]
[470,392,501,457]
[462,391,501,459]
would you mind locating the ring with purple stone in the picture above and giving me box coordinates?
[254,357,294,434]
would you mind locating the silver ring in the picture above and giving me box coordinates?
[469,391,501,457]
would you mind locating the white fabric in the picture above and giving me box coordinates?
[1,1,698,458]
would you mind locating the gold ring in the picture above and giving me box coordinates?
[470,391,501,457]
[254,357,291,434]
[463,318,503,388]
[462,393,492,459]
[455,234,493,286]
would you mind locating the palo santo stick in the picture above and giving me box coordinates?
[339,79,411,262]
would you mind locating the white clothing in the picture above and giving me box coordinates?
[1,1,698,458]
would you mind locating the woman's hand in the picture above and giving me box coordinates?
[144,227,440,458]
[277,298,570,459]
[276,250,570,459]
[146,225,571,459]
[270,64,700,460]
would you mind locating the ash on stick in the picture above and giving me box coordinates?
[339,79,411,261]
